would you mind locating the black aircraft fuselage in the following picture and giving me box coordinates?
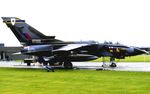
[21,42,146,59]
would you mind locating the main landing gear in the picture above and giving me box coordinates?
[44,61,73,72]
[102,57,117,68]
[63,62,73,69]
[109,57,117,67]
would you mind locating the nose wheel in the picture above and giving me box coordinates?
[110,62,117,67]
[109,57,117,67]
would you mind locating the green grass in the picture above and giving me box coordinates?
[0,68,150,94]
[93,55,150,62]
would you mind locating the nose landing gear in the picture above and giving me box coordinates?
[109,57,117,67]
[102,57,117,68]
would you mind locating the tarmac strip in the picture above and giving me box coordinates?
[0,61,150,72]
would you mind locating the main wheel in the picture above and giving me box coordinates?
[43,62,48,66]
[63,62,73,69]
[110,63,117,67]
[27,62,31,66]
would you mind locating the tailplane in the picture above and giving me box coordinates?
[2,17,62,45]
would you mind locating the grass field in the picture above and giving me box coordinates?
[0,68,150,94]
[93,55,150,62]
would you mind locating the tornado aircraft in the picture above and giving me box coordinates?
[2,17,148,69]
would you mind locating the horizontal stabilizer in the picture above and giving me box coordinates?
[12,52,22,55]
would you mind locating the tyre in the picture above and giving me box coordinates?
[63,62,73,69]
[110,63,117,67]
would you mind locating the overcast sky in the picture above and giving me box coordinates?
[0,0,150,47]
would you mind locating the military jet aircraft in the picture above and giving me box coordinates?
[2,17,148,69]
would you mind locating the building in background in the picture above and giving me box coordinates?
[0,43,28,61]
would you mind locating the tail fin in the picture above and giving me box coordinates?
[2,17,62,45]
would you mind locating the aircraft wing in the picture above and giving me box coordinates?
[53,44,88,52]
